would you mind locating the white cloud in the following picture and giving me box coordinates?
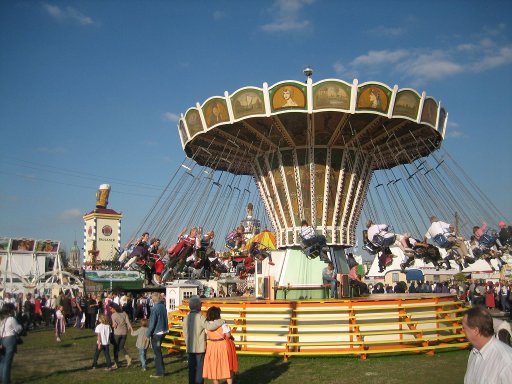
[163,112,180,123]
[470,46,512,72]
[445,121,465,139]
[57,208,83,223]
[446,130,466,139]
[351,49,409,66]
[333,25,512,86]
[261,19,310,32]
[398,51,464,81]
[261,0,315,32]
[213,10,226,21]
[43,3,95,26]
[482,23,506,36]
[333,61,346,75]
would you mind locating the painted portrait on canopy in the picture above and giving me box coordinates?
[231,89,265,119]
[271,84,306,111]
[356,85,390,113]
[185,109,204,137]
[313,81,351,110]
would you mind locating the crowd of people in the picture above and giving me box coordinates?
[364,217,512,273]
[0,289,239,382]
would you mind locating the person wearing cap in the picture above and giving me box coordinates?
[498,221,512,248]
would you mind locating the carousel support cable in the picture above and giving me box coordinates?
[432,149,500,226]
[129,157,192,244]
[420,154,477,233]
[397,166,431,236]
[442,148,508,221]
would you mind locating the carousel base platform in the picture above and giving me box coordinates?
[164,293,469,360]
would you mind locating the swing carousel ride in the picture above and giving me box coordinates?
[135,71,509,358]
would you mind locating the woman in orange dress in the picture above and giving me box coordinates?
[203,306,238,384]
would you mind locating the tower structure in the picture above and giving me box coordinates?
[69,240,81,267]
[83,184,122,267]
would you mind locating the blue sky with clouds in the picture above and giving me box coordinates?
[1,0,511,253]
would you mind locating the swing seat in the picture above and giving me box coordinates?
[479,233,496,248]
[433,234,454,249]
[372,234,396,247]
[363,241,380,255]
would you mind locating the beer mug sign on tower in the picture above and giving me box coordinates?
[96,184,111,208]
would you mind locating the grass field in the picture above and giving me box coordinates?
[11,325,469,384]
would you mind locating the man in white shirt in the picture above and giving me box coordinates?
[300,220,328,261]
[366,220,395,247]
[463,306,512,384]
[424,216,470,259]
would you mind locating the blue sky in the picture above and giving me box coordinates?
[1,0,511,254]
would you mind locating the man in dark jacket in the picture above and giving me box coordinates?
[145,292,168,378]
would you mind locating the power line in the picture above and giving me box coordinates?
[0,155,166,190]
[0,170,159,198]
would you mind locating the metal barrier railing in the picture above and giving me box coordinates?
[162,295,469,360]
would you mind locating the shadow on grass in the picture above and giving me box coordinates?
[234,357,290,384]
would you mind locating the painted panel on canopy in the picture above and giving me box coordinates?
[203,98,230,128]
[269,83,307,112]
[179,120,188,146]
[420,97,438,127]
[438,107,447,134]
[313,80,351,110]
[314,149,327,226]
[296,148,311,225]
[230,88,265,120]
[269,153,293,228]
[281,149,301,226]
[393,90,421,120]
[356,84,391,114]
[185,109,204,138]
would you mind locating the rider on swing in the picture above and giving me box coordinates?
[366,220,396,273]
[299,220,329,262]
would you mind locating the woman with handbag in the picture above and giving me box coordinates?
[0,303,23,384]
